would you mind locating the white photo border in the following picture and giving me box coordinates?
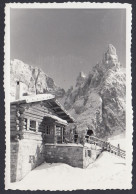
[4,2,132,190]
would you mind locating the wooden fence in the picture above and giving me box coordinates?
[86,135,126,159]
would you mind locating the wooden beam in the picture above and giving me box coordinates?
[25,109,44,118]
[10,115,17,119]
[48,100,58,107]
[54,124,57,144]
[23,112,43,122]
[26,118,30,131]
[52,107,62,110]
[58,115,68,118]
[10,127,17,131]
[61,127,63,143]
[10,105,17,109]
[28,106,48,115]
[27,107,46,116]
[56,111,66,115]
[40,101,50,108]
[46,101,53,108]
[36,121,39,132]
[48,99,56,103]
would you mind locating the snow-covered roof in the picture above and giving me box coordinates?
[44,112,68,125]
[11,94,75,123]
[11,93,55,104]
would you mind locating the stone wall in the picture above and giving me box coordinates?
[44,144,101,168]
[10,136,45,182]
[44,144,84,168]
[83,146,102,168]
[10,137,102,182]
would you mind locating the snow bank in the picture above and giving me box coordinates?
[8,151,130,190]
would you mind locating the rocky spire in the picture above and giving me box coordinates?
[104,44,118,63]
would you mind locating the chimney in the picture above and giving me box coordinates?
[16,81,24,100]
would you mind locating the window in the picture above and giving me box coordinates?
[29,120,36,131]
[56,126,61,136]
[88,150,91,157]
[46,126,51,134]
[85,150,91,157]
[46,125,53,135]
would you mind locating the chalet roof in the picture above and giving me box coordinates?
[10,94,75,123]
[47,98,75,123]
[11,94,55,104]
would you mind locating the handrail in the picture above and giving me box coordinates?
[87,135,126,158]
[63,133,126,158]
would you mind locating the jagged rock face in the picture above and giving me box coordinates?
[10,59,65,101]
[74,92,102,133]
[100,69,126,137]
[63,44,126,138]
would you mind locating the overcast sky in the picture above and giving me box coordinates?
[10,9,126,90]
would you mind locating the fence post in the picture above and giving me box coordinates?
[117,144,120,156]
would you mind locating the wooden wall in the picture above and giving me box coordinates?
[10,104,20,139]
[10,102,66,144]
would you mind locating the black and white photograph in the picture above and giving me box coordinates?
[4,3,132,190]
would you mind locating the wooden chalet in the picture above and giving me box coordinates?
[10,93,75,143]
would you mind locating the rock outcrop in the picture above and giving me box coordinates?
[10,59,65,101]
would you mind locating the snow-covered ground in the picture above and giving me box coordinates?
[8,134,131,190]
